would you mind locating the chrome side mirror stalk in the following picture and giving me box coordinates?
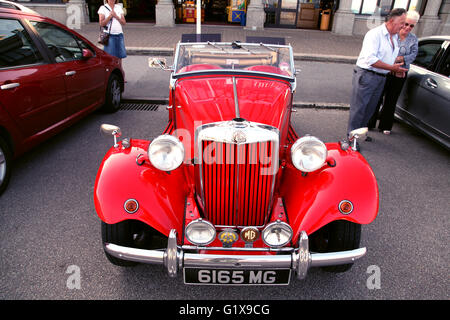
[339,127,368,151]
[100,124,122,148]
[348,127,369,151]
[349,127,368,151]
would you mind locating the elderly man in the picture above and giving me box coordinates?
[347,8,408,145]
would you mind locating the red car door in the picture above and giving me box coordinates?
[29,20,105,116]
[0,17,67,138]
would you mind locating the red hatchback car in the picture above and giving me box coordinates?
[0,0,125,194]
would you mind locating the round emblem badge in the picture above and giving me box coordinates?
[232,130,246,143]
[240,227,260,243]
[218,229,239,247]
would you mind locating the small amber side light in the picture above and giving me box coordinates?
[124,199,139,214]
[339,200,353,215]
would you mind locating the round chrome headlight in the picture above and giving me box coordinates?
[148,134,184,171]
[185,219,216,246]
[262,221,293,248]
[291,136,327,172]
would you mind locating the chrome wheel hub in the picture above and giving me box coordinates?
[0,147,6,183]
[111,80,121,107]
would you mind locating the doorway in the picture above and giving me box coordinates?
[264,0,299,28]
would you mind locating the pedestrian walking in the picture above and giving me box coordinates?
[98,0,127,64]
[368,10,420,135]
[347,8,408,146]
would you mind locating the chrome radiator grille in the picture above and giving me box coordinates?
[197,120,279,227]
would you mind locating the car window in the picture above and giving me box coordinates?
[436,50,450,77]
[76,36,96,56]
[174,43,295,78]
[413,41,443,70]
[0,3,19,10]
[30,21,82,63]
[0,18,43,69]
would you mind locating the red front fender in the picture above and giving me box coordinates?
[281,143,379,244]
[94,139,190,238]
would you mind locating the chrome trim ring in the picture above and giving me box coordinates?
[185,219,217,246]
[338,200,354,215]
[123,199,139,214]
[261,221,293,248]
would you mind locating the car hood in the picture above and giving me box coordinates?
[173,75,292,134]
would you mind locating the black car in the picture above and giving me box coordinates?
[396,36,450,150]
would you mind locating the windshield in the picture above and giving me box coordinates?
[174,42,295,79]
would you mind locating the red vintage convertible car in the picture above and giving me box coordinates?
[95,41,378,285]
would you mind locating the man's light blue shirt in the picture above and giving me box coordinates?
[356,23,400,74]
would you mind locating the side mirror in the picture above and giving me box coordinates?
[100,124,121,147]
[148,57,171,70]
[82,49,94,60]
[349,127,368,151]
[349,127,368,141]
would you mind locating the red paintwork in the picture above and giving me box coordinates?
[173,75,292,160]
[95,72,379,247]
[0,9,124,158]
[245,65,291,77]
[282,143,379,244]
[94,140,190,239]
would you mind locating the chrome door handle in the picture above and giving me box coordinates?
[0,83,20,90]
[65,71,76,76]
[425,78,437,88]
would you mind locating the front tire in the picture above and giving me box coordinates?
[0,136,12,196]
[310,220,361,273]
[102,73,122,113]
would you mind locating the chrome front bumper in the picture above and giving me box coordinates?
[104,230,366,280]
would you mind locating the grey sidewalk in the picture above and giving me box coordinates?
[78,23,362,63]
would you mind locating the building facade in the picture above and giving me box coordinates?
[10,0,450,37]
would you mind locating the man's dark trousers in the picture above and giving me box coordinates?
[348,67,387,134]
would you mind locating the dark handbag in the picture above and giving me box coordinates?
[98,28,110,45]
[98,5,112,45]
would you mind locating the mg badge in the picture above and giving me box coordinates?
[219,229,238,247]
[240,227,259,243]
[232,130,246,143]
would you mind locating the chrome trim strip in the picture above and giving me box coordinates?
[172,69,295,82]
[232,76,240,118]
[309,248,367,268]
[103,229,367,280]
[104,243,165,264]
[183,252,292,269]
[182,245,294,252]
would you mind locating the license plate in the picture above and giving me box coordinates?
[183,268,291,285]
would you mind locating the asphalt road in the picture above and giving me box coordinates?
[0,103,448,301]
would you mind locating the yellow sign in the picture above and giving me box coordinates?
[219,229,238,246]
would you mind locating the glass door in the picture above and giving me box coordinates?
[264,0,299,28]
[279,0,299,27]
